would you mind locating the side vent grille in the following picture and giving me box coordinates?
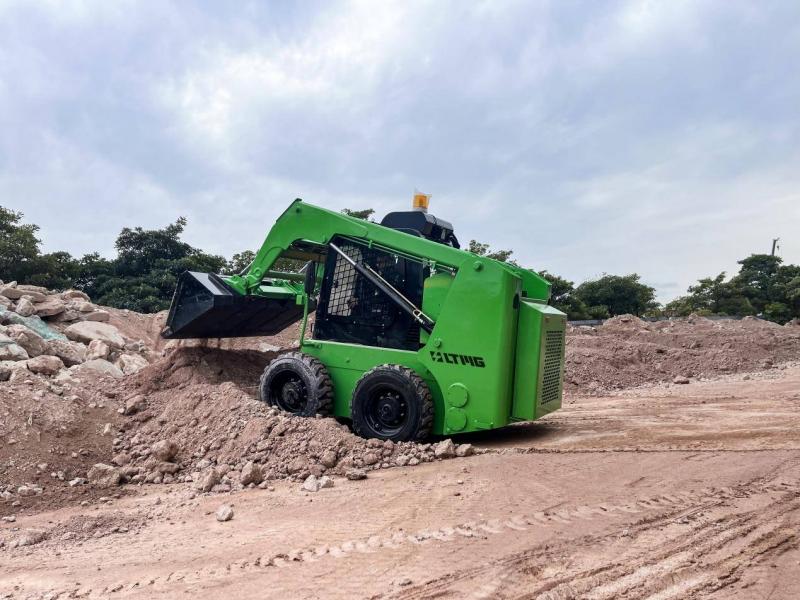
[541,330,564,405]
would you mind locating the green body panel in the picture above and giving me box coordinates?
[512,301,566,420]
[214,199,565,435]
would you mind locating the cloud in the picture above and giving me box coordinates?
[0,0,798,303]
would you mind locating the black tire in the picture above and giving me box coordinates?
[258,352,333,417]
[351,365,433,442]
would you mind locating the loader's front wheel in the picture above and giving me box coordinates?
[259,352,333,417]
[351,365,433,442]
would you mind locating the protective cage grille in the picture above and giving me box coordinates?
[540,329,564,405]
[315,237,423,350]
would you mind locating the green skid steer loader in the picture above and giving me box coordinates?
[162,197,566,442]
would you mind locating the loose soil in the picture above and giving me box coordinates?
[2,310,800,599]
[2,365,799,599]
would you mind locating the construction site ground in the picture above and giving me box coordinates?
[3,362,799,599]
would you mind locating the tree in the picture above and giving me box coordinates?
[225,250,256,275]
[575,274,658,317]
[0,206,42,282]
[341,208,375,221]
[87,220,226,313]
[467,240,517,264]
[538,271,590,320]
[664,272,755,317]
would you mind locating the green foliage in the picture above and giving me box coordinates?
[87,220,226,312]
[667,254,800,324]
[341,208,375,221]
[225,250,256,275]
[538,271,590,320]
[575,274,658,317]
[467,239,517,265]
[0,206,42,281]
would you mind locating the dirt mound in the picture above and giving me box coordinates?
[109,347,471,491]
[566,317,800,393]
[0,372,125,516]
[127,346,272,393]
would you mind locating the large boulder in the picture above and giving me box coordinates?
[151,440,179,462]
[26,355,65,376]
[65,321,125,349]
[47,339,87,366]
[14,297,35,317]
[86,339,111,360]
[74,358,124,379]
[73,301,96,313]
[62,289,90,301]
[87,463,122,487]
[0,282,24,299]
[34,297,66,317]
[0,295,11,308]
[115,353,149,375]
[0,360,29,381]
[84,310,111,323]
[0,334,29,361]
[240,461,263,486]
[6,325,47,357]
[51,309,80,323]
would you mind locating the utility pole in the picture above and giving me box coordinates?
[771,237,780,256]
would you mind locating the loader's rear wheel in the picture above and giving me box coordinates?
[259,352,333,417]
[351,365,433,442]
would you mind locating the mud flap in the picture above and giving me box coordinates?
[161,272,307,339]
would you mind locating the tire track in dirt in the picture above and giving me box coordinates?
[54,477,797,598]
[391,480,799,600]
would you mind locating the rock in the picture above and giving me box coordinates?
[455,443,474,457]
[301,474,321,492]
[0,361,17,381]
[62,289,91,301]
[74,300,96,313]
[0,283,25,299]
[75,358,124,378]
[14,297,35,317]
[86,339,111,360]
[215,504,234,522]
[0,295,11,308]
[87,463,122,487]
[34,297,66,317]
[65,321,125,349]
[111,452,131,466]
[362,452,379,465]
[196,468,220,492]
[115,353,149,375]
[318,475,334,489]
[26,355,65,376]
[433,439,456,459]
[47,339,87,366]
[124,394,147,415]
[672,376,690,385]
[17,284,49,299]
[6,325,47,357]
[345,468,367,481]
[51,309,80,323]
[16,529,46,547]
[240,461,263,486]
[151,439,179,462]
[319,449,338,468]
[0,335,29,361]
[85,310,111,322]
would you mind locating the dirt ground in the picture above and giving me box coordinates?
[3,363,798,599]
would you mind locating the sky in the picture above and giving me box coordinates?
[1,0,798,303]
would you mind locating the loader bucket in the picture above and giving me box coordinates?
[161,271,306,339]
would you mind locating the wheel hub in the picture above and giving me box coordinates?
[271,372,308,413]
[368,389,407,432]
